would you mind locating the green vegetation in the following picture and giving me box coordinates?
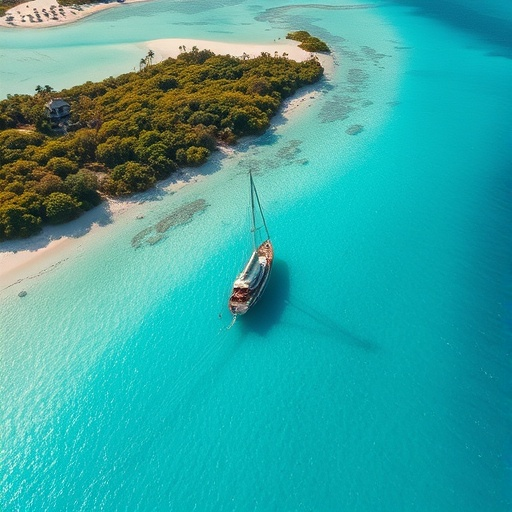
[0,47,324,241]
[286,31,330,53]
[0,0,20,17]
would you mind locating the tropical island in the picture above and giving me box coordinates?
[0,40,327,241]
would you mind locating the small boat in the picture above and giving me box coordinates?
[228,171,274,318]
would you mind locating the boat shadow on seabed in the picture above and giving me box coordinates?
[239,258,290,336]
[284,296,378,352]
[240,259,377,352]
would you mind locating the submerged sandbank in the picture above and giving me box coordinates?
[0,167,209,292]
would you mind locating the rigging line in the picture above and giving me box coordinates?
[252,175,270,240]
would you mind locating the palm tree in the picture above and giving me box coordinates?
[139,57,147,71]
[35,84,54,101]
[146,49,155,66]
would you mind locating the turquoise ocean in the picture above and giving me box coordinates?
[1,0,512,510]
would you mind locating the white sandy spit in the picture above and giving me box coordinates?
[0,0,146,28]
[141,38,321,64]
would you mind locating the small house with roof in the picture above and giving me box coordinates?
[45,98,71,124]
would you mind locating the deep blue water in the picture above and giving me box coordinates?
[1,1,511,510]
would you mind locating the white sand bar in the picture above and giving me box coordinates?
[0,0,146,28]
[141,38,318,63]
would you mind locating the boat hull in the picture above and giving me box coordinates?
[228,240,274,315]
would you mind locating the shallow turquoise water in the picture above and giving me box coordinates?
[1,1,511,510]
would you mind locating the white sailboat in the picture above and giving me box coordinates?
[228,171,274,318]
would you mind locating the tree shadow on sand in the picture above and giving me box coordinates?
[0,202,114,254]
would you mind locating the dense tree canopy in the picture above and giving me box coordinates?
[286,31,330,53]
[0,47,324,240]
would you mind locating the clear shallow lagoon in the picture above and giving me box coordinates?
[1,1,511,510]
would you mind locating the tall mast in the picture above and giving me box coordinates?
[250,170,257,249]
[249,170,270,244]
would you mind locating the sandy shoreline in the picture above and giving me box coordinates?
[0,0,147,28]
[140,38,322,65]
[0,165,213,291]
[0,37,333,294]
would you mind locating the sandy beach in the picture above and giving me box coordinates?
[0,166,212,292]
[0,36,332,294]
[140,38,324,65]
[0,0,146,28]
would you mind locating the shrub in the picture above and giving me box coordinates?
[44,192,81,223]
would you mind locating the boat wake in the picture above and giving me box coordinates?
[227,314,237,330]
